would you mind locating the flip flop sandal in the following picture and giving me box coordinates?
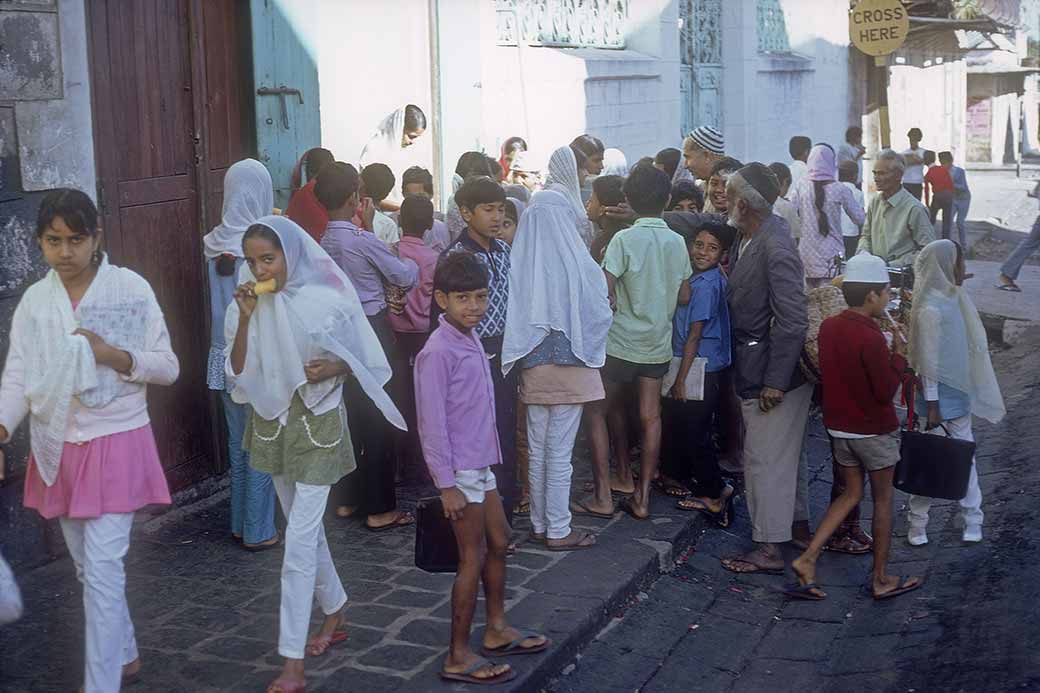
[676,492,733,528]
[244,534,282,553]
[365,511,415,533]
[995,283,1022,292]
[781,582,827,601]
[305,630,348,657]
[720,558,785,575]
[618,496,649,521]
[653,479,690,498]
[546,531,596,552]
[570,498,616,519]
[480,629,551,657]
[872,575,923,601]
[440,658,516,685]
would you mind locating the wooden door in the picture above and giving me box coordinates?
[250,0,321,209]
[88,0,254,490]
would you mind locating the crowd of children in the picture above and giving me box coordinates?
[0,125,1005,691]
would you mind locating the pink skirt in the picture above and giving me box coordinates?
[23,425,172,520]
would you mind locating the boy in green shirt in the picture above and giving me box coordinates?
[599,164,691,519]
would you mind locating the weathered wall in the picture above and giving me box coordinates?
[0,0,96,568]
[722,0,853,164]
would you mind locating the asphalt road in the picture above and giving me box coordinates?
[550,327,1040,693]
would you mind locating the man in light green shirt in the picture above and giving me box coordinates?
[594,165,691,521]
[857,149,935,267]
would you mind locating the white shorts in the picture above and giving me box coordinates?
[454,468,497,504]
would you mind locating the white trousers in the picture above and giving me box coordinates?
[526,404,583,539]
[908,414,984,528]
[272,477,348,659]
[59,512,137,693]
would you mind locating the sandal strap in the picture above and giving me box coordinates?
[463,657,496,675]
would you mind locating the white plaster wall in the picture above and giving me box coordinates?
[721,0,852,164]
[481,0,680,171]
[888,61,968,163]
[15,0,96,198]
[315,0,434,169]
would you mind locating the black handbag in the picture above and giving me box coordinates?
[414,496,459,573]
[894,376,975,501]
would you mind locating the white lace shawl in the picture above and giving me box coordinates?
[21,258,151,485]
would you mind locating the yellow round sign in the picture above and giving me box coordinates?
[849,0,909,57]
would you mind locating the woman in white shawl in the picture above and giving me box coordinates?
[545,145,595,248]
[1,189,177,691]
[502,186,612,550]
[602,147,629,177]
[226,215,404,692]
[359,104,428,210]
[907,239,1005,546]
[203,158,279,550]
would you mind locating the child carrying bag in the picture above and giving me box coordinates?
[894,376,975,501]
[414,496,459,573]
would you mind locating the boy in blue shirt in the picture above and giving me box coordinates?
[659,217,736,526]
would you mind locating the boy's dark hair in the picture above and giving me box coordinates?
[435,251,490,294]
[922,150,936,166]
[710,157,744,178]
[908,127,923,141]
[304,147,334,181]
[455,151,493,178]
[593,174,626,207]
[789,136,812,159]
[842,281,888,307]
[36,188,99,238]
[315,162,359,211]
[693,221,736,251]
[654,148,682,179]
[938,150,953,164]
[845,126,863,143]
[456,176,506,212]
[504,199,520,225]
[669,180,704,210]
[243,222,284,250]
[838,161,858,183]
[623,163,671,216]
[635,156,655,169]
[402,166,434,196]
[768,162,792,187]
[401,195,434,237]
[361,163,395,203]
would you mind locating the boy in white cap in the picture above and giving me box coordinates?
[786,253,923,601]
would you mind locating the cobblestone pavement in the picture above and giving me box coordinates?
[0,431,715,692]
[550,328,1040,693]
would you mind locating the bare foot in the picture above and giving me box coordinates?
[721,546,785,574]
[546,530,596,551]
[243,533,280,550]
[483,625,547,652]
[872,574,923,599]
[267,659,305,693]
[443,651,511,680]
[335,505,357,518]
[365,510,414,530]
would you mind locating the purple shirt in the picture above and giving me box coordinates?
[320,220,418,315]
[389,236,439,333]
[415,316,502,488]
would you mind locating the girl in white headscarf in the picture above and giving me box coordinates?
[906,239,1005,546]
[225,215,404,692]
[203,158,279,550]
[502,188,612,550]
[359,104,428,210]
[602,148,629,177]
[545,145,595,248]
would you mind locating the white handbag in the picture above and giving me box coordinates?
[659,356,708,400]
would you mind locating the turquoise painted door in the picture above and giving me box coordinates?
[250,0,321,208]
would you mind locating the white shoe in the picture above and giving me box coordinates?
[908,526,928,546]
[962,524,983,543]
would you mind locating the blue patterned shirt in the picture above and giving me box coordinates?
[442,232,511,339]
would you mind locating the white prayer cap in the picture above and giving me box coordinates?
[845,253,889,284]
